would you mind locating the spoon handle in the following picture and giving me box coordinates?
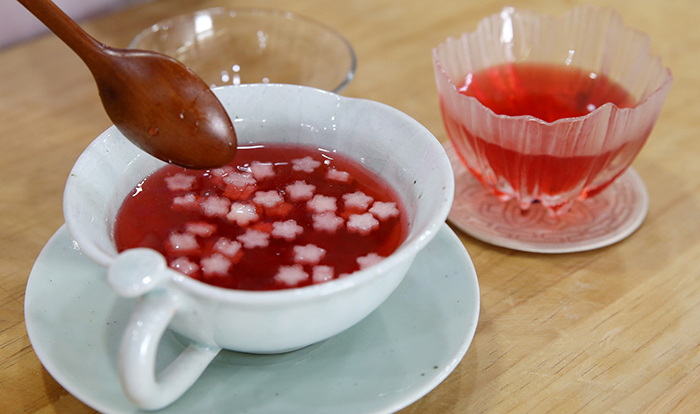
[17,0,105,64]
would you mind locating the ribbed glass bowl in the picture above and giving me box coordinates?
[433,5,672,215]
[130,8,356,93]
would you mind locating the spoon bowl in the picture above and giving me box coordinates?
[18,0,238,169]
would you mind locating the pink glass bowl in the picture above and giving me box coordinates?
[433,5,672,215]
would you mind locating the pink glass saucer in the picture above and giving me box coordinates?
[444,142,649,253]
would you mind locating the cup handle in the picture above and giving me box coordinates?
[109,249,221,410]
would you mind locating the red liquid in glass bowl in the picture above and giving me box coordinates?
[440,62,651,212]
[458,63,636,122]
[114,143,408,291]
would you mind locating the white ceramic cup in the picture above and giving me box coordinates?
[63,84,454,410]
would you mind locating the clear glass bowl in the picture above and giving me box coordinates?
[129,8,356,93]
[433,5,672,215]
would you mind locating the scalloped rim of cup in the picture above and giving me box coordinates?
[432,5,673,126]
[128,7,357,94]
[65,84,454,306]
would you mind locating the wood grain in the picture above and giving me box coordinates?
[1,0,699,413]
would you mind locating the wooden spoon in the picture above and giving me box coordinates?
[17,0,237,169]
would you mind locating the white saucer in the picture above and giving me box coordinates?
[25,224,479,414]
[445,142,649,254]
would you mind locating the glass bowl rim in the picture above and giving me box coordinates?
[432,5,673,126]
[128,7,358,94]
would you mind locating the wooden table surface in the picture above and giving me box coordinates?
[2,0,698,412]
